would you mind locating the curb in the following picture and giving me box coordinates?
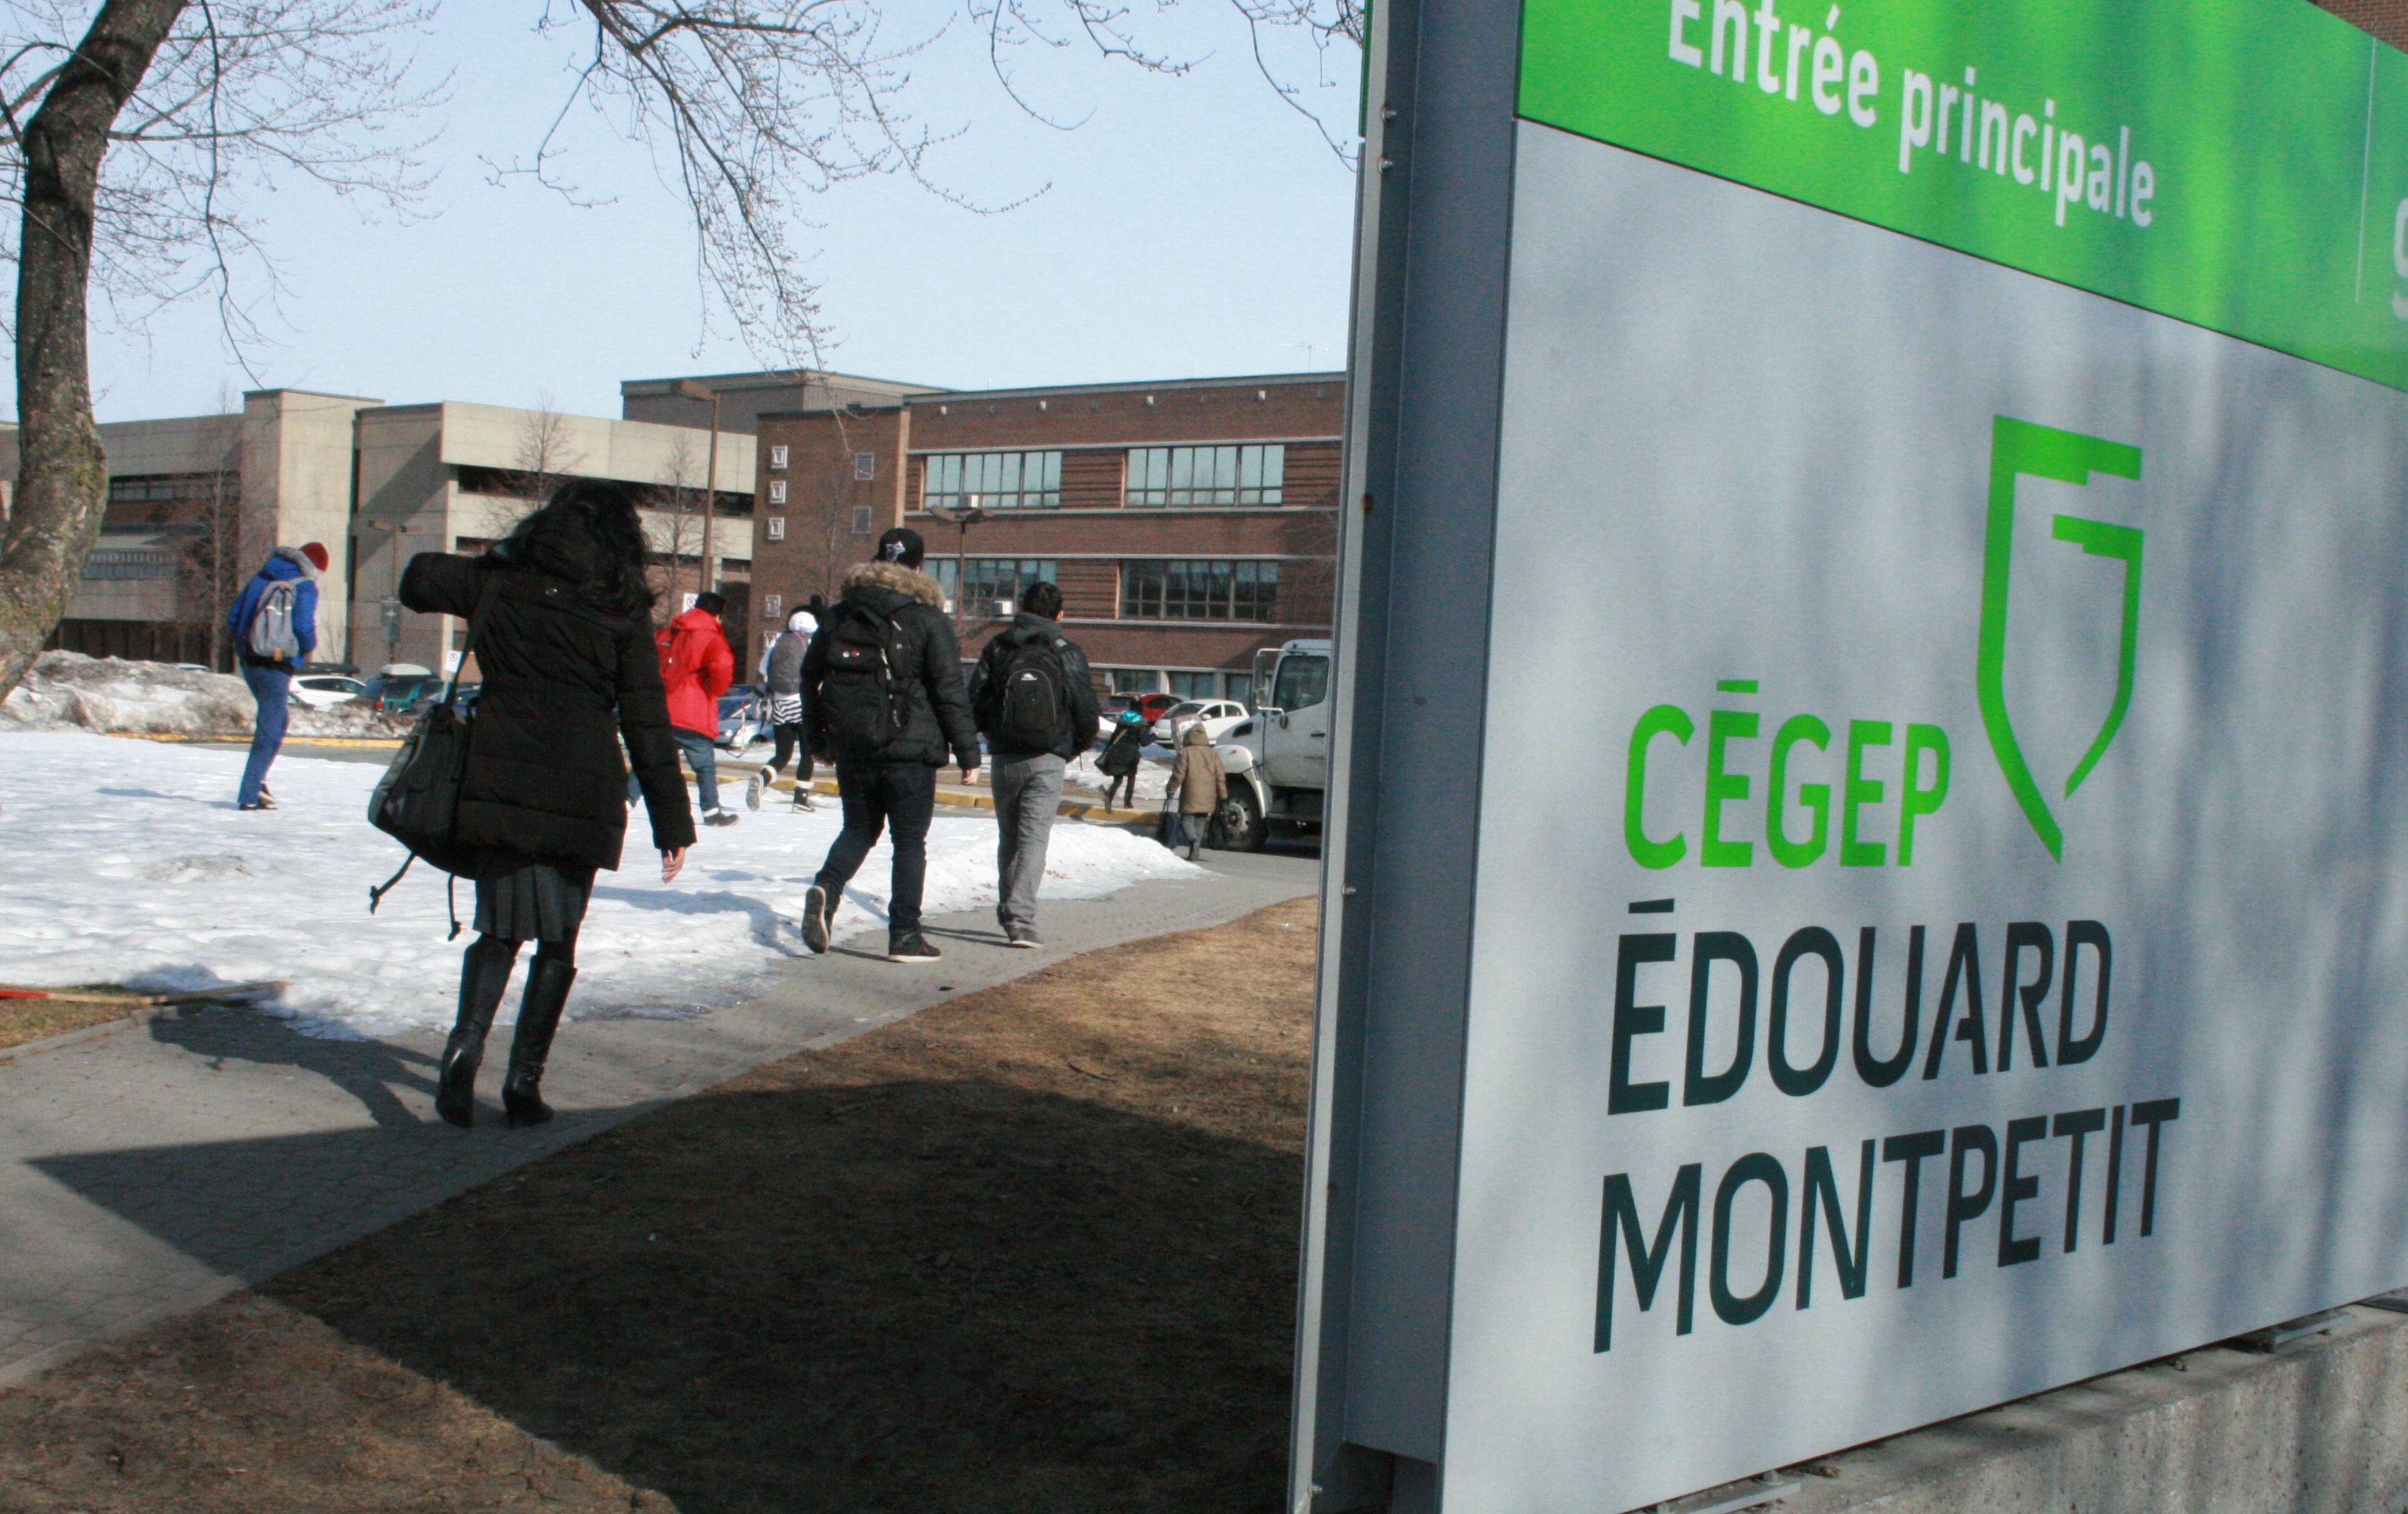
[731,773,1158,831]
[104,732,405,749]
[773,774,1152,827]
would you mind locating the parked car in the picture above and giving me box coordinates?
[357,667,445,714]
[1105,692,1180,729]
[1151,698,1250,744]
[289,674,366,709]
[399,683,477,720]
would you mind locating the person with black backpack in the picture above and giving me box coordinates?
[968,581,1100,949]
[224,542,326,811]
[796,528,981,963]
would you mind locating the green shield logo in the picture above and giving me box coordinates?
[1977,416,2145,861]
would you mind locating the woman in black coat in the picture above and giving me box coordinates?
[399,481,696,1128]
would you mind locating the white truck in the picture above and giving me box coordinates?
[1212,638,1332,851]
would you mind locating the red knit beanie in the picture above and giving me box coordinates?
[299,542,330,572]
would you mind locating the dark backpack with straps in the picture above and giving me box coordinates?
[985,636,1074,753]
[817,599,904,758]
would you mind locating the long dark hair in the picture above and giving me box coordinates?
[494,480,656,616]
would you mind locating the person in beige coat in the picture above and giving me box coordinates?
[1168,721,1227,861]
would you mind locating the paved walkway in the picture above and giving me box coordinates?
[0,833,1319,1386]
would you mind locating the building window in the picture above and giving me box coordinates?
[765,516,786,541]
[763,593,784,618]
[851,505,874,534]
[79,548,176,581]
[1096,667,1160,693]
[931,557,1057,618]
[1125,445,1284,508]
[109,472,239,506]
[768,480,788,505]
[451,465,563,500]
[1119,559,1280,621]
[853,451,876,481]
[769,444,789,471]
[1166,671,1222,701]
[920,451,1063,511]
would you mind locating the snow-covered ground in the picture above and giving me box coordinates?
[0,731,1202,1040]
[2,652,399,739]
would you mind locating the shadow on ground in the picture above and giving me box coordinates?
[264,1076,1299,1513]
[146,1003,439,1128]
[4,896,1317,1513]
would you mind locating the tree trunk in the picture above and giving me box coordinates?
[0,0,186,701]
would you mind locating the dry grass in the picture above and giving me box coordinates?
[0,896,1321,1513]
[0,1000,139,1053]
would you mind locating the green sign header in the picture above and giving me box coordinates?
[1518,0,2408,391]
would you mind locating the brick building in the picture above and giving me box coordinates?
[2314,0,2408,49]
[747,372,1344,701]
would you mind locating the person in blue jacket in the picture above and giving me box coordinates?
[224,542,326,810]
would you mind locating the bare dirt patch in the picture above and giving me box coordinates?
[0,896,1319,1513]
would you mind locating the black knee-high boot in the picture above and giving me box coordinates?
[439,936,520,1128]
[502,949,577,1128]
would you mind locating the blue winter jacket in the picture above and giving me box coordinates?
[226,548,320,666]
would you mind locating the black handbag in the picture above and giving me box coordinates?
[366,576,500,928]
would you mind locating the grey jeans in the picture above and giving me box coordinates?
[991,752,1066,931]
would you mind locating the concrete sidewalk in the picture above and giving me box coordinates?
[0,844,1319,1387]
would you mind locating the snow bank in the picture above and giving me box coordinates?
[0,731,1203,1039]
[1,652,403,739]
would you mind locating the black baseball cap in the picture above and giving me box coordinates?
[876,526,925,568]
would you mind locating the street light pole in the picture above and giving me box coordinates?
[701,389,720,603]
[365,519,404,668]
[674,378,721,603]
[928,495,987,636]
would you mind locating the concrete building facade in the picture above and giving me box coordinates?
[14,389,377,668]
[22,387,776,673]
[349,401,756,673]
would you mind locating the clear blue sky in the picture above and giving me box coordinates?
[83,5,1360,423]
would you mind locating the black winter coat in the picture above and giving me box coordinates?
[802,561,981,768]
[400,551,696,870]
[968,611,1102,760]
[1097,721,1145,777]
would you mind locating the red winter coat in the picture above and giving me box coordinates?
[658,606,734,737]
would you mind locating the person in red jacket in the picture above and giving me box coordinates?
[626,591,741,826]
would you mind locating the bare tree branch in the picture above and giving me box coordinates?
[0,0,445,351]
[0,0,1364,700]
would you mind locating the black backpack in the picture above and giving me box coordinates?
[987,636,1073,753]
[819,599,904,753]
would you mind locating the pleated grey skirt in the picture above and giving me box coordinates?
[471,852,597,943]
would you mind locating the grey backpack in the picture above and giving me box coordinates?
[246,579,301,660]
